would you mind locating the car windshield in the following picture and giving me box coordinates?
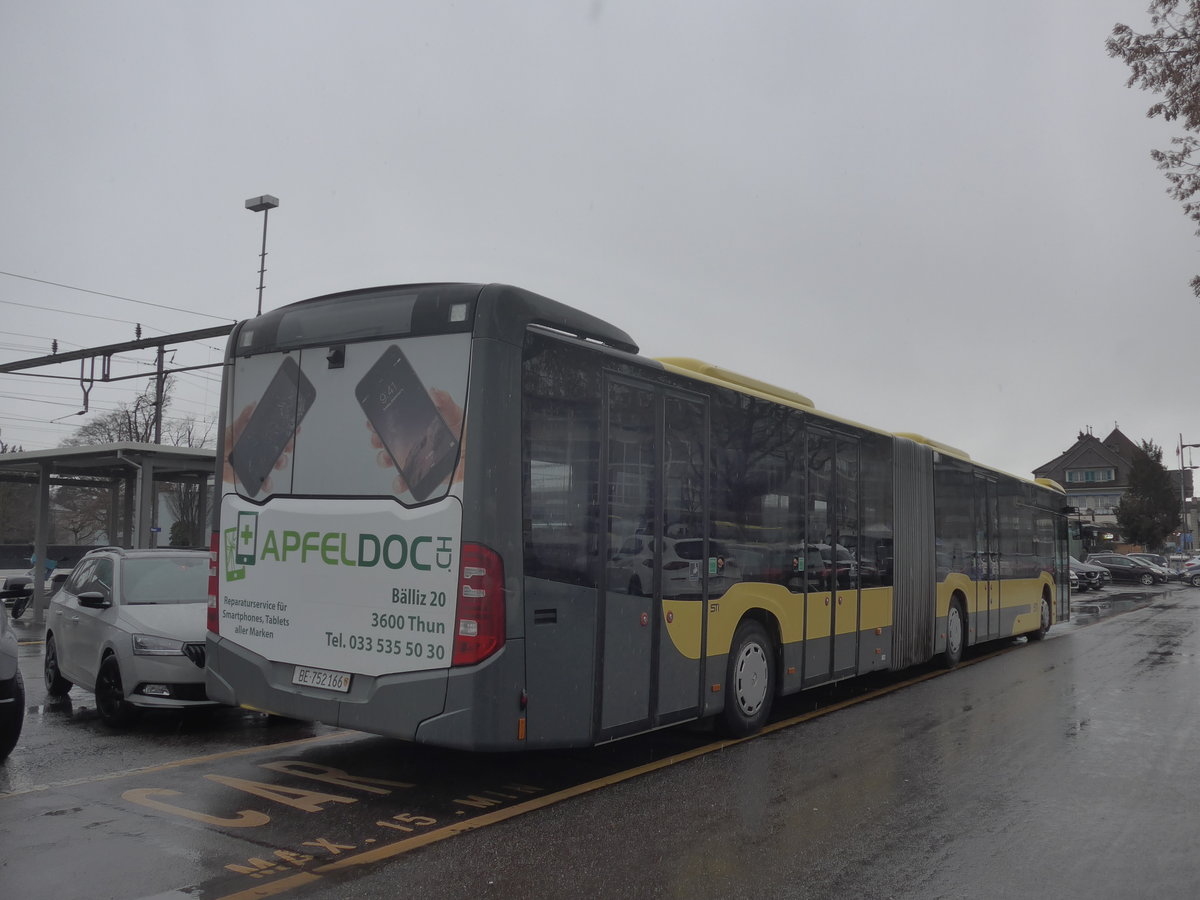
[120,557,209,605]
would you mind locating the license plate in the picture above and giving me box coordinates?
[292,664,352,693]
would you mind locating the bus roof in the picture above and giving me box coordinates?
[237,283,640,357]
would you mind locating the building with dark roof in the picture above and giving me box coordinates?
[1034,427,1195,550]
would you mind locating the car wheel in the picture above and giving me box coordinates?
[1190,574,1200,588]
[942,598,966,667]
[1139,572,1154,586]
[44,634,73,697]
[1028,595,1051,641]
[0,670,24,761]
[95,655,139,728]
[720,619,775,737]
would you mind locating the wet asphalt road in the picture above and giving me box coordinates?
[3,583,1199,899]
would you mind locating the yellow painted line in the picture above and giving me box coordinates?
[214,646,1016,900]
[0,730,355,800]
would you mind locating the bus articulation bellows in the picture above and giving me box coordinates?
[205,283,1069,750]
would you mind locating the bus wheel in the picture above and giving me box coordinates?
[721,619,775,738]
[942,599,965,668]
[1028,595,1051,641]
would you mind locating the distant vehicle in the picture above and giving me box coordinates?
[1181,556,1200,586]
[5,569,73,619]
[1069,556,1106,592]
[0,603,23,760]
[43,548,219,727]
[1,575,32,616]
[1129,553,1176,578]
[1129,557,1173,582]
[1087,553,1164,585]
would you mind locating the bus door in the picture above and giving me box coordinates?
[597,378,706,740]
[975,475,1001,641]
[803,430,861,686]
[832,436,861,678]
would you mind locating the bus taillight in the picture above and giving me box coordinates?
[453,542,505,666]
[207,531,220,635]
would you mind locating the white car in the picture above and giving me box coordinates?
[1181,556,1200,586]
[43,548,218,726]
[607,536,740,598]
[0,603,23,760]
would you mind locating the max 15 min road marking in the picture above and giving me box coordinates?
[202,650,1015,900]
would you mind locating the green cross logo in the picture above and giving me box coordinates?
[235,511,259,567]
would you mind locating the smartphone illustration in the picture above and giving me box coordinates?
[228,356,316,495]
[355,344,461,502]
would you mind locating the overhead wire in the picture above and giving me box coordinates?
[0,270,235,448]
[0,270,236,323]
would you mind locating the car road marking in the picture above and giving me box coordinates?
[0,730,353,800]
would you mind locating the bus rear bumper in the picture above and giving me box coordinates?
[205,636,449,740]
[205,636,529,749]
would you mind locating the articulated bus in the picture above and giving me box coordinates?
[206,283,1070,750]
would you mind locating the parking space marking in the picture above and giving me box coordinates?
[205,651,1018,900]
[0,730,353,799]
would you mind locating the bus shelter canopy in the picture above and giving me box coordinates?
[0,443,217,617]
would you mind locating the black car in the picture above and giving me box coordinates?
[0,603,23,761]
[1070,556,1106,591]
[1087,553,1163,585]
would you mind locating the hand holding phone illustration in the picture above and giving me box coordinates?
[227,357,315,495]
[370,387,466,493]
[356,345,462,502]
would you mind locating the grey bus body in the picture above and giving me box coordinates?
[206,283,1069,750]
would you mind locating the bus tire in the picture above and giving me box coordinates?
[720,619,775,738]
[1028,594,1051,641]
[942,598,965,668]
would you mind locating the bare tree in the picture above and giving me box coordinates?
[1108,1,1200,296]
[60,379,172,446]
[57,377,215,545]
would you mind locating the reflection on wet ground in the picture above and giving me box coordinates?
[1068,582,1190,626]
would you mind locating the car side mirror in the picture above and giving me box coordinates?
[77,591,111,610]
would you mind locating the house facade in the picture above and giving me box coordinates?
[1033,428,1143,526]
[1034,427,1196,552]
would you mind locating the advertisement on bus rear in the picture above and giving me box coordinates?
[218,335,469,676]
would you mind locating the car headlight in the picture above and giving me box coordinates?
[132,634,186,656]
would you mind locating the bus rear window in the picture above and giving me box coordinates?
[273,291,415,348]
[235,285,480,356]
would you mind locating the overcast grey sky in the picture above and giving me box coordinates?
[1,1,1196,480]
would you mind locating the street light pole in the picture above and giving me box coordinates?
[1179,434,1200,553]
[245,195,279,316]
